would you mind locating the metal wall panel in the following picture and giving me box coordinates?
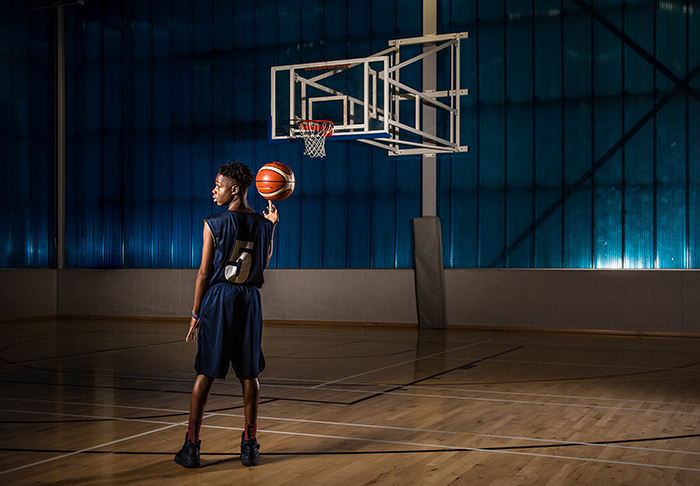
[690,2,700,268]
[655,2,687,269]
[622,1,654,269]
[1,1,55,268]
[9,0,697,270]
[534,4,564,268]
[61,0,422,269]
[438,0,699,269]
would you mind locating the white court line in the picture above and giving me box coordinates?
[0,397,189,415]
[0,420,179,476]
[277,378,700,409]
[206,412,700,458]
[262,382,700,416]
[151,420,700,471]
[12,366,700,411]
[0,408,215,476]
[403,384,700,408]
[376,390,700,416]
[255,429,700,473]
[83,369,700,409]
[4,406,698,474]
[312,339,494,389]
[11,357,700,409]
[0,407,182,427]
[493,358,700,373]
[2,399,699,466]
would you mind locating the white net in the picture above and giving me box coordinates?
[297,121,333,158]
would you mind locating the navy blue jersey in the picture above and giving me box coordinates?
[204,210,273,288]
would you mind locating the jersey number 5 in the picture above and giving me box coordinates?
[225,240,254,284]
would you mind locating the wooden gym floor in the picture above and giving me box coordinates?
[1,319,700,485]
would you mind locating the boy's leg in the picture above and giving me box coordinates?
[240,378,260,437]
[239,378,261,466]
[175,374,215,468]
[189,374,215,441]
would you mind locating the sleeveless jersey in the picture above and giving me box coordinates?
[204,210,273,288]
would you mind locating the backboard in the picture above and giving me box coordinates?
[270,32,470,156]
[270,57,390,142]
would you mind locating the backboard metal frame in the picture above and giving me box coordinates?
[270,32,470,156]
[271,56,390,141]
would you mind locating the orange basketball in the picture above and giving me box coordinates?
[255,162,295,201]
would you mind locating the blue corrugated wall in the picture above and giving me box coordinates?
[0,0,54,268]
[438,0,700,269]
[2,0,699,270]
[63,0,422,269]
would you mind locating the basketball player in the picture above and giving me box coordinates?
[175,161,278,468]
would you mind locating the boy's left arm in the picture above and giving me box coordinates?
[186,223,216,342]
[263,200,279,268]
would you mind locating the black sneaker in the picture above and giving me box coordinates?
[240,432,260,466]
[174,435,201,468]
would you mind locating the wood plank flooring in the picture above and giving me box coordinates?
[1,319,700,485]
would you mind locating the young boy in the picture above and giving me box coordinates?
[175,161,278,468]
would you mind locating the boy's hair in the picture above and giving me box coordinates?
[218,160,254,190]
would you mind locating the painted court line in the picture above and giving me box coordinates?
[13,412,694,474]
[254,429,700,473]
[312,339,494,388]
[262,382,700,416]
[207,412,700,458]
[1,400,699,476]
[13,360,699,409]
[384,390,700,416]
[0,408,216,476]
[0,407,182,427]
[3,398,697,458]
[495,358,700,373]
[0,396,189,415]
[403,385,700,408]
[0,421,180,476]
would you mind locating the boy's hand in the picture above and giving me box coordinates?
[263,200,279,225]
[186,317,199,342]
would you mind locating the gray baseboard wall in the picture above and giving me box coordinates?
[0,269,58,319]
[2,268,700,335]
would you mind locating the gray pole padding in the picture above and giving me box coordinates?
[413,216,446,329]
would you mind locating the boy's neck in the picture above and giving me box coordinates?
[228,194,254,213]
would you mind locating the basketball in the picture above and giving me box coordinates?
[255,162,295,201]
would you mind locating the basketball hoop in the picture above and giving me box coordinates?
[294,120,334,158]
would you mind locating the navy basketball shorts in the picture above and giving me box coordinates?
[195,282,265,380]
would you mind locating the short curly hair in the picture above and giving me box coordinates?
[218,160,254,190]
